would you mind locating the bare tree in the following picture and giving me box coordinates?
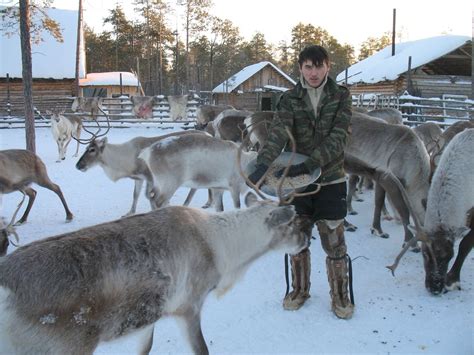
[19,0,35,152]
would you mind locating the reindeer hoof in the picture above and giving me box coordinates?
[371,227,389,238]
[344,220,358,232]
[445,281,461,291]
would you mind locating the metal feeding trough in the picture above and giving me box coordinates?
[245,152,321,196]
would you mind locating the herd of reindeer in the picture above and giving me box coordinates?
[0,102,473,354]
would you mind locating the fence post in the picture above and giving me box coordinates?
[6,73,11,116]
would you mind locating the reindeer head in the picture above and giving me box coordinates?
[46,109,66,123]
[422,227,470,294]
[76,138,108,171]
[243,192,309,255]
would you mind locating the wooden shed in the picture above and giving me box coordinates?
[336,35,472,99]
[79,72,144,98]
[212,61,296,111]
[0,7,85,116]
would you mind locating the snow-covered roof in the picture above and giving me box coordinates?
[212,61,296,93]
[336,35,471,85]
[0,7,86,79]
[79,72,141,87]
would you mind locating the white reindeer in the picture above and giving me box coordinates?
[387,128,474,294]
[0,192,308,354]
[76,131,208,217]
[139,134,257,211]
[47,110,82,162]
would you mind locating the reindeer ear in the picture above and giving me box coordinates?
[96,137,107,151]
[268,206,296,227]
[244,192,259,207]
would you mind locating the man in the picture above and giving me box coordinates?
[248,45,354,319]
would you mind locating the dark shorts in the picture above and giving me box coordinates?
[292,182,347,222]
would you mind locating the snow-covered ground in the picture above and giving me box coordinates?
[0,125,472,354]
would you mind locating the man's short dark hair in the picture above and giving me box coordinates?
[298,45,329,67]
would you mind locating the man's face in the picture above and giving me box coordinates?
[300,59,330,88]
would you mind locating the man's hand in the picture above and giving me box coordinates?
[274,162,309,178]
[248,164,268,185]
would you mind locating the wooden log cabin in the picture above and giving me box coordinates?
[211,61,296,111]
[337,35,472,99]
[0,7,85,117]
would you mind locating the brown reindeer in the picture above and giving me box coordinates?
[71,97,103,120]
[0,150,73,225]
[195,104,235,130]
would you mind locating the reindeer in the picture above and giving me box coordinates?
[47,109,82,162]
[71,97,103,120]
[346,112,430,242]
[0,187,308,354]
[187,108,254,209]
[0,150,73,224]
[347,108,403,211]
[195,104,235,130]
[210,109,253,142]
[344,153,413,245]
[428,120,474,176]
[76,130,208,217]
[412,121,443,153]
[387,128,474,295]
[243,111,275,150]
[366,107,403,125]
[139,134,257,211]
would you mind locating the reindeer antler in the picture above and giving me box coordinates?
[4,191,26,246]
[383,170,434,275]
[73,106,111,145]
[237,125,321,205]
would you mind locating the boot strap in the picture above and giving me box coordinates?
[327,254,355,306]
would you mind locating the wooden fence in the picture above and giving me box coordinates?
[0,96,201,129]
[352,92,473,127]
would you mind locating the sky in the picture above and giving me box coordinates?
[0,121,473,354]
[24,0,473,51]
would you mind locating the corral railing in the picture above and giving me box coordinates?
[352,92,473,127]
[0,95,202,129]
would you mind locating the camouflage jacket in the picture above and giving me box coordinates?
[256,76,352,184]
